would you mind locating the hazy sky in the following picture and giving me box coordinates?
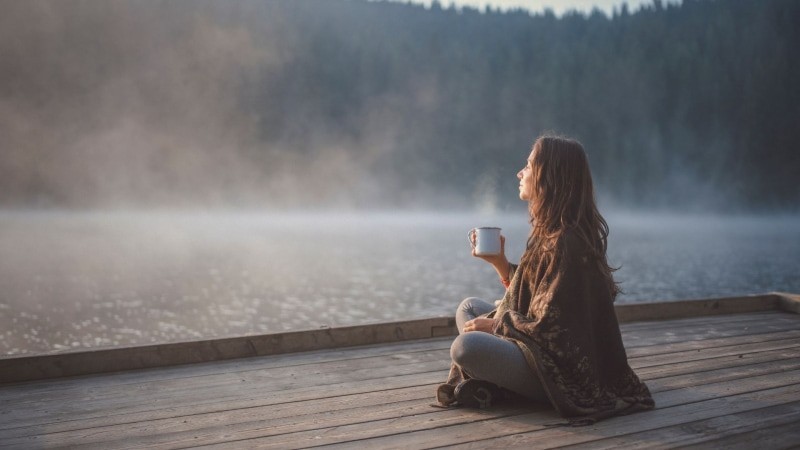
[385,0,661,15]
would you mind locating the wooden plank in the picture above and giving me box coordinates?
[189,372,800,449]
[629,337,800,370]
[61,366,800,447]
[621,317,800,348]
[625,314,800,340]
[0,346,451,405]
[625,328,800,358]
[645,357,800,394]
[635,347,800,379]
[0,368,446,432]
[340,368,794,449]
[0,306,798,442]
[10,330,797,442]
[619,310,785,332]
[0,396,455,449]
[614,294,779,323]
[3,320,799,434]
[5,317,795,410]
[6,353,799,447]
[18,320,800,411]
[7,347,795,441]
[344,372,800,450]
[8,312,792,403]
[7,334,796,427]
[0,358,449,428]
[3,366,796,448]
[0,317,458,384]
[0,337,452,398]
[3,348,796,446]
[0,398,538,449]
[558,400,800,449]
[680,419,800,450]
[0,383,437,440]
[466,374,800,449]
[6,312,792,418]
[775,291,800,314]
[3,294,793,384]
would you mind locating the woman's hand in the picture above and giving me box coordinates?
[469,231,507,264]
[469,231,511,281]
[463,318,495,333]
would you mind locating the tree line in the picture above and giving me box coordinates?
[1,0,797,211]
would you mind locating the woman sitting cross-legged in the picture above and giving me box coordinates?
[436,134,655,425]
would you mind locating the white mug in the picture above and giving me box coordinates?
[469,227,502,256]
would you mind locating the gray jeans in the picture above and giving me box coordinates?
[451,297,548,402]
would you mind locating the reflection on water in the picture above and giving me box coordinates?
[1,210,799,355]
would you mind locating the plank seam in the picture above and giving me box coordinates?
[647,357,800,392]
[631,343,800,370]
[0,343,453,390]
[624,329,800,352]
[0,376,447,433]
[423,384,800,450]
[628,337,800,359]
[0,390,443,442]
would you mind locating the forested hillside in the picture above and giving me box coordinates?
[1,0,797,211]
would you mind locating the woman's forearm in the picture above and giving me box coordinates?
[491,259,511,281]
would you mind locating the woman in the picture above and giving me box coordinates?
[436,134,654,424]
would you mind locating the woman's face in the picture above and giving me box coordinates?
[517,148,536,201]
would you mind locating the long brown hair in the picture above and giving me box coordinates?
[520,134,620,299]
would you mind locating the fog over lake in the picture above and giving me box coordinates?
[2,210,798,356]
[1,1,798,360]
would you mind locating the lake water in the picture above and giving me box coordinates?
[1,210,799,356]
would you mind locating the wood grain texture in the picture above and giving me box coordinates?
[2,293,796,384]
[2,306,800,449]
[558,400,800,449]
[0,317,458,383]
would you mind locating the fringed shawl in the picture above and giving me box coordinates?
[437,230,654,424]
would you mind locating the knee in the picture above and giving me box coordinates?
[456,296,482,315]
[450,333,484,369]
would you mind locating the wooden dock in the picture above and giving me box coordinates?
[1,292,799,448]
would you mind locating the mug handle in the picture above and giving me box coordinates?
[467,228,476,250]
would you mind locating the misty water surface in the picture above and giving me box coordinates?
[1,210,799,356]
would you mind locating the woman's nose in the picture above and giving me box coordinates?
[517,170,523,179]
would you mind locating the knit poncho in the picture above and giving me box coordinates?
[437,230,654,424]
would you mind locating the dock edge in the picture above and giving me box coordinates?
[1,292,798,384]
